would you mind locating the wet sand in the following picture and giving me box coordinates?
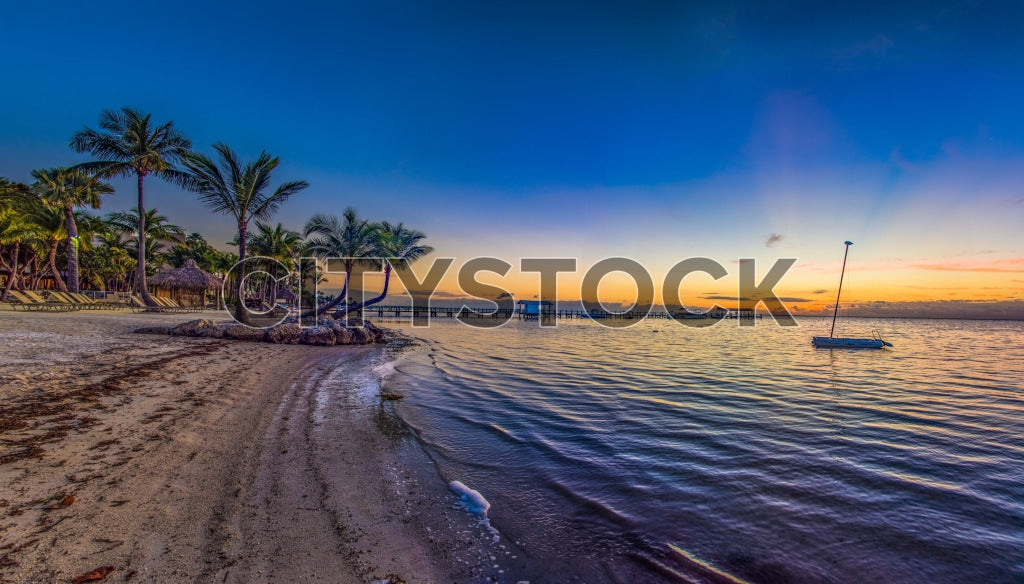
[0,309,501,583]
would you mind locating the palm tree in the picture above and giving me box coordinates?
[0,208,40,300]
[106,208,185,275]
[28,205,68,291]
[165,232,215,269]
[182,142,308,322]
[91,227,136,292]
[355,221,433,310]
[244,221,304,307]
[302,208,380,317]
[31,167,114,292]
[107,208,185,246]
[70,107,191,305]
[247,221,303,268]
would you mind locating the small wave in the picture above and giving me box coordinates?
[667,544,750,584]
[372,359,396,380]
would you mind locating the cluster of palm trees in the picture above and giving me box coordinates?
[1,106,433,318]
[0,183,234,299]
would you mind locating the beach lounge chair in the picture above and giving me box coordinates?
[7,290,76,311]
[23,290,80,311]
[5,290,38,310]
[128,295,170,313]
[157,297,204,312]
[127,295,149,312]
[48,291,93,309]
[129,295,183,313]
[66,292,127,310]
[66,292,101,310]
[153,297,185,312]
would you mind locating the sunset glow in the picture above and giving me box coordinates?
[2,2,1021,318]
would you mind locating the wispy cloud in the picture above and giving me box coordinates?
[889,148,919,172]
[910,257,1024,273]
[765,233,784,248]
[816,256,1024,274]
[799,299,1024,320]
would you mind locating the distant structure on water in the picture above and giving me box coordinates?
[517,300,554,319]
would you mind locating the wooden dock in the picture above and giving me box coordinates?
[359,305,762,321]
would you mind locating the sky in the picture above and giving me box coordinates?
[2,1,1023,318]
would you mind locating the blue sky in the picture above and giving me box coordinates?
[2,1,1023,315]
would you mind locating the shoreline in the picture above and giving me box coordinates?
[0,309,499,583]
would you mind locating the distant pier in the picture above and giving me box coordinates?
[361,305,762,321]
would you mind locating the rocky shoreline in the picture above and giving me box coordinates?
[134,318,392,346]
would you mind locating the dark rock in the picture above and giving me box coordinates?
[362,320,389,343]
[349,327,369,345]
[265,323,302,344]
[301,326,336,346]
[169,319,218,337]
[223,324,267,342]
[134,326,169,335]
[197,324,225,338]
[333,325,353,345]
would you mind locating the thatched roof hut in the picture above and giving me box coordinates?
[150,258,222,306]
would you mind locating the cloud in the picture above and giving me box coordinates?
[889,148,919,172]
[776,297,812,303]
[765,233,784,248]
[910,257,1024,273]
[812,289,828,294]
[799,299,1024,320]
[703,295,748,301]
[406,290,471,300]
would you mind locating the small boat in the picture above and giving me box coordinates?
[812,332,892,349]
[813,241,892,349]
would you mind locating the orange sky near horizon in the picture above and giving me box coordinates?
[323,251,1024,317]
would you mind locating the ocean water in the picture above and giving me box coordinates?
[380,317,1023,583]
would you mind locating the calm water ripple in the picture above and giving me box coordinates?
[383,317,1023,583]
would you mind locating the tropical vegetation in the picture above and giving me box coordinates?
[182,142,309,321]
[30,167,114,292]
[0,107,433,316]
[70,107,192,306]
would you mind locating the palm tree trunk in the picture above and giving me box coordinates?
[136,173,157,306]
[64,206,79,293]
[48,240,67,291]
[234,222,248,323]
[339,265,391,315]
[298,269,350,319]
[1,243,20,301]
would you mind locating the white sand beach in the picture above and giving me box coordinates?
[0,309,498,583]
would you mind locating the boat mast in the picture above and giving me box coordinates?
[829,241,853,338]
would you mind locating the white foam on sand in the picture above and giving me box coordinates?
[450,480,501,543]
[450,480,490,516]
